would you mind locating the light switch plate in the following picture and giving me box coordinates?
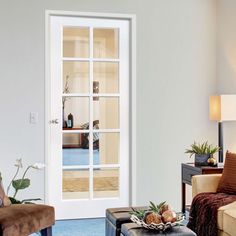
[30,112,38,124]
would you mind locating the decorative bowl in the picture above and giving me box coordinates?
[130,213,184,231]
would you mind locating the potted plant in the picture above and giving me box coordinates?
[185,141,220,166]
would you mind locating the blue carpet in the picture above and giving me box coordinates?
[32,218,105,236]
[53,218,105,236]
[63,149,100,166]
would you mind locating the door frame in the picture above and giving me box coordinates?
[45,10,137,208]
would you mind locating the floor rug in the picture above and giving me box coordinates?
[63,177,118,192]
[63,149,99,166]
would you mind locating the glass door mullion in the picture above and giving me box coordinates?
[93,58,120,63]
[62,130,89,134]
[63,57,90,61]
[63,165,90,170]
[92,94,120,97]
[92,164,120,168]
[93,129,120,133]
[62,58,120,63]
[89,26,94,200]
[62,93,120,97]
[62,93,90,97]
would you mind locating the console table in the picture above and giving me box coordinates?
[181,163,224,213]
[63,127,84,148]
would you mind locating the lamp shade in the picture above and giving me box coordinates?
[209,95,236,121]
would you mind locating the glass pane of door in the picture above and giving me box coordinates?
[93,97,119,129]
[63,133,90,165]
[63,27,89,58]
[63,97,89,128]
[93,168,119,198]
[63,61,89,93]
[93,132,119,165]
[63,169,90,199]
[93,28,119,58]
[93,62,119,93]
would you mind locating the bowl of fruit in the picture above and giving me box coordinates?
[130,201,184,231]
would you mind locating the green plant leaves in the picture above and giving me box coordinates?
[130,209,146,219]
[12,178,30,191]
[21,198,41,204]
[9,197,22,204]
[185,141,220,158]
[9,197,41,205]
[149,201,166,214]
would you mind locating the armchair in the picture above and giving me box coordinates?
[192,174,236,236]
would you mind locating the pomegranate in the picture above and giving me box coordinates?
[161,210,177,223]
[144,211,162,224]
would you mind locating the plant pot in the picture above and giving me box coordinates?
[194,154,211,166]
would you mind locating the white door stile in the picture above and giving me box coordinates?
[89,25,94,201]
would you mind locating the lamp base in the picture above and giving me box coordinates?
[218,122,223,163]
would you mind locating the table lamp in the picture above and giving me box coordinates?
[209,95,236,162]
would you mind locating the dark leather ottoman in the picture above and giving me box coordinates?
[121,223,196,236]
[106,207,148,236]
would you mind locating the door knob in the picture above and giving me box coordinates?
[50,119,59,124]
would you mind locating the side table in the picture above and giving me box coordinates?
[181,163,224,213]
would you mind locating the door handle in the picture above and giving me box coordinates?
[50,119,59,124]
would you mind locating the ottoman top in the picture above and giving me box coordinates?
[106,206,148,226]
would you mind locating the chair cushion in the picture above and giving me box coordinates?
[217,151,236,195]
[0,204,55,236]
[223,208,236,236]
[217,230,231,236]
[217,201,236,230]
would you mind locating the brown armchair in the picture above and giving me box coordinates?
[0,204,55,236]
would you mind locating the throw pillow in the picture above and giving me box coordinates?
[217,151,236,194]
[0,174,11,207]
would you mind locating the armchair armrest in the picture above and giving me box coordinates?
[192,174,222,198]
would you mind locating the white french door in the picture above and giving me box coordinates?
[47,15,130,219]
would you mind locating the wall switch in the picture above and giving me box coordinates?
[30,112,38,124]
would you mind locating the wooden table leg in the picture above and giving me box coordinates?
[41,226,52,236]
[182,182,186,213]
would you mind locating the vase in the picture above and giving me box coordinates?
[62,108,67,128]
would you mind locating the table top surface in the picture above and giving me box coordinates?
[63,127,83,130]
[182,162,224,169]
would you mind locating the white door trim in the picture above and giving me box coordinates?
[45,10,137,207]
